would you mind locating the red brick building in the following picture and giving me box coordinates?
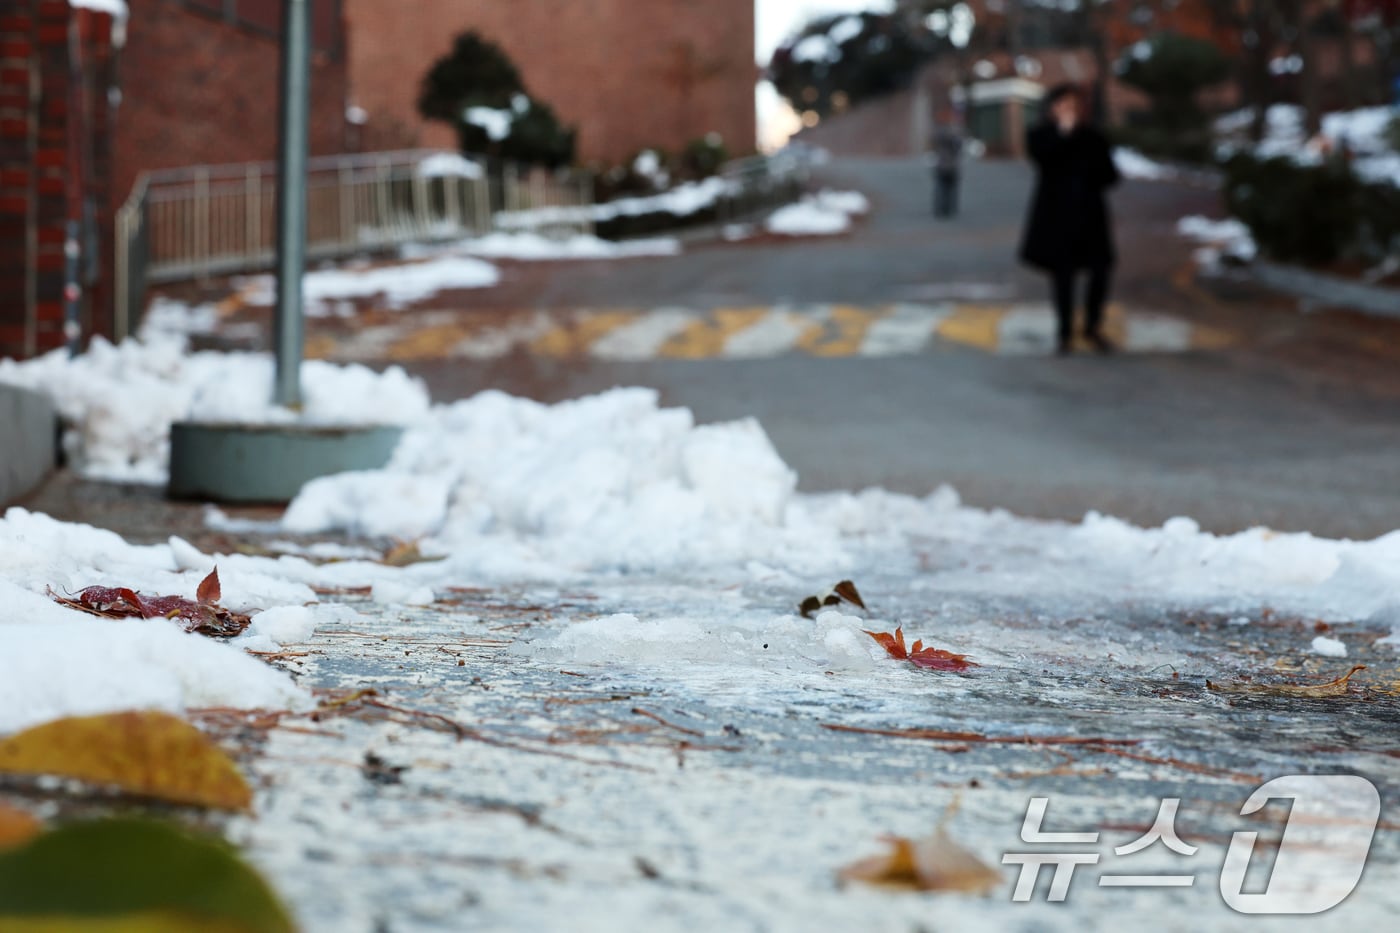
[113,0,756,208]
[1,0,119,360]
[344,0,757,164]
[2,0,756,361]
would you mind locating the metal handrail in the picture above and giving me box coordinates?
[113,150,594,338]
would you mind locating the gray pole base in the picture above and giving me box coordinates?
[0,385,57,506]
[168,421,402,504]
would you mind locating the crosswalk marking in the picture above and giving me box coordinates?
[860,303,950,356]
[298,302,1234,363]
[660,307,769,359]
[591,308,694,360]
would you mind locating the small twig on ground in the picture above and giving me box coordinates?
[631,707,704,738]
[821,724,1142,746]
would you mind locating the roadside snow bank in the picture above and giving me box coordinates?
[240,253,500,312]
[282,388,830,573]
[0,510,313,734]
[0,319,430,484]
[766,190,870,237]
[402,232,681,261]
[1176,215,1258,269]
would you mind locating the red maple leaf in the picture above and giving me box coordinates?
[52,568,250,638]
[864,626,975,673]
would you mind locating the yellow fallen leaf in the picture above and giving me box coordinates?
[1207,664,1366,698]
[0,804,41,851]
[0,912,252,932]
[0,712,251,811]
[840,828,1001,894]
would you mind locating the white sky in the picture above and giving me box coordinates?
[753,1,894,150]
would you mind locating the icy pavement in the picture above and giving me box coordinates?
[222,567,1400,932]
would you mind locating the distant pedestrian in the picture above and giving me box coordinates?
[930,112,964,219]
[1018,84,1120,355]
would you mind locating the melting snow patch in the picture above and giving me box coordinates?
[766,190,869,237]
[1311,635,1348,657]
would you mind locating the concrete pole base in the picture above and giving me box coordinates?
[168,421,402,504]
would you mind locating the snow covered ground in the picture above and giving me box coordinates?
[765,189,870,237]
[6,350,1400,736]
[1175,215,1258,271]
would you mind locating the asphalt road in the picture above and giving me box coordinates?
[389,157,1400,540]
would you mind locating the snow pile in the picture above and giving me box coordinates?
[240,253,500,313]
[404,232,680,262]
[766,189,870,237]
[415,152,484,179]
[0,315,430,483]
[497,176,739,230]
[0,509,312,734]
[281,387,838,574]
[1217,104,1400,187]
[1177,214,1258,270]
[1114,148,1176,181]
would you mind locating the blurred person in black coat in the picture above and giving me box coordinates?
[1018,84,1120,355]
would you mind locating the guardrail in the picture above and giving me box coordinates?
[114,150,593,340]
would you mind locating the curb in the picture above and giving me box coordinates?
[0,384,57,506]
[1248,261,1400,318]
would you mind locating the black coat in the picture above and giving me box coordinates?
[1018,122,1120,272]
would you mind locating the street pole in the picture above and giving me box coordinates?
[273,0,310,408]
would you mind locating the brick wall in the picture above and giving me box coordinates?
[112,0,350,208]
[0,1,118,361]
[343,0,757,164]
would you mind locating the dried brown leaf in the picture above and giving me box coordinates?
[840,828,1001,894]
[1207,664,1366,698]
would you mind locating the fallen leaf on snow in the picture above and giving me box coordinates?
[0,818,293,932]
[866,626,975,672]
[840,827,1001,893]
[1207,664,1366,698]
[50,567,252,638]
[0,711,252,811]
[800,579,867,618]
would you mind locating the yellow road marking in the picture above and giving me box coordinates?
[303,334,339,360]
[531,310,639,357]
[384,322,477,361]
[937,304,1007,351]
[796,305,887,357]
[658,307,768,359]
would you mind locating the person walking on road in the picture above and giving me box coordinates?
[1018,84,1120,355]
[930,112,964,219]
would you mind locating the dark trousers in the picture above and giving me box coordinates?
[933,169,958,217]
[1051,263,1111,341]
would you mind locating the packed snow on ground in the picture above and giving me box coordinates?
[240,253,500,313]
[402,231,681,262]
[1217,104,1400,186]
[497,176,740,230]
[1114,148,1176,181]
[1176,214,1258,270]
[0,509,311,733]
[0,306,430,483]
[765,189,869,236]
